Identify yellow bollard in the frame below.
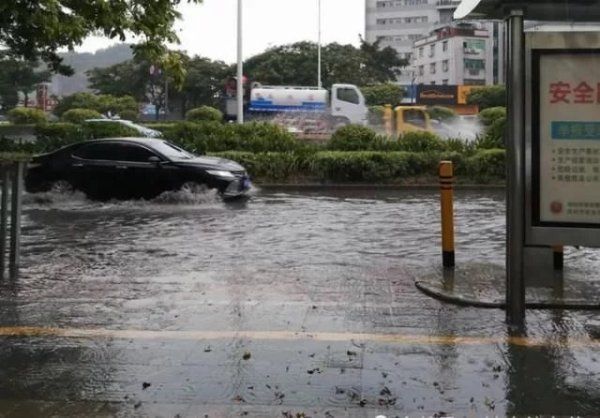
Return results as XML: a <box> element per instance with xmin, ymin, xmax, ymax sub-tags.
<box><xmin>439</xmin><ymin>161</ymin><xmax>455</xmax><ymax>268</ymax></box>
<box><xmin>552</xmin><ymin>245</ymin><xmax>564</xmax><ymax>270</ymax></box>
<box><xmin>383</xmin><ymin>104</ymin><xmax>393</xmax><ymax>136</ymax></box>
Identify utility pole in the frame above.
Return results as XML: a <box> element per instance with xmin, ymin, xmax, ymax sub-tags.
<box><xmin>317</xmin><ymin>0</ymin><xmax>322</xmax><ymax>89</ymax></box>
<box><xmin>237</xmin><ymin>0</ymin><xmax>244</xmax><ymax>124</ymax></box>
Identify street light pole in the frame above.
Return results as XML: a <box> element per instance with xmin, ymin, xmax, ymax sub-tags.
<box><xmin>237</xmin><ymin>0</ymin><xmax>244</xmax><ymax>124</ymax></box>
<box><xmin>317</xmin><ymin>0</ymin><xmax>322</xmax><ymax>89</ymax></box>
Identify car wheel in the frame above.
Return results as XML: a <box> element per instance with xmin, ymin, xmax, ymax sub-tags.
<box><xmin>49</xmin><ymin>180</ymin><xmax>74</xmax><ymax>193</ymax></box>
<box><xmin>180</xmin><ymin>181</ymin><xmax>208</xmax><ymax>194</ymax></box>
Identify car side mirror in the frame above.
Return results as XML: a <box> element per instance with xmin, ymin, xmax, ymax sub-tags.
<box><xmin>148</xmin><ymin>156</ymin><xmax>161</xmax><ymax>165</ymax></box>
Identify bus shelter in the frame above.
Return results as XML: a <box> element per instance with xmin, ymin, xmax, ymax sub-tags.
<box><xmin>455</xmin><ymin>0</ymin><xmax>600</xmax><ymax>326</ymax></box>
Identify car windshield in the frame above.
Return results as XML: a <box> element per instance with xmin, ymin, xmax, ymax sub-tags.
<box><xmin>152</xmin><ymin>141</ymin><xmax>195</xmax><ymax>160</ymax></box>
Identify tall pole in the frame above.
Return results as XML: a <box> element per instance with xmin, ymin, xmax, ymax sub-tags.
<box><xmin>237</xmin><ymin>0</ymin><xmax>244</xmax><ymax>124</ymax></box>
<box><xmin>505</xmin><ymin>9</ymin><xmax>526</xmax><ymax>328</ymax></box>
<box><xmin>317</xmin><ymin>0</ymin><xmax>322</xmax><ymax>89</ymax></box>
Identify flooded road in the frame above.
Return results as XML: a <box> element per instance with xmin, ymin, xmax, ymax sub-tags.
<box><xmin>0</xmin><ymin>188</ymin><xmax>599</xmax><ymax>416</ymax></box>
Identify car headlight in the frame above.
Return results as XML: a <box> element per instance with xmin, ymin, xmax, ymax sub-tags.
<box><xmin>206</xmin><ymin>170</ymin><xmax>236</xmax><ymax>179</ymax></box>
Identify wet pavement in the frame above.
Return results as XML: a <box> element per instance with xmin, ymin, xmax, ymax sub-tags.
<box><xmin>0</xmin><ymin>188</ymin><xmax>599</xmax><ymax>417</ymax></box>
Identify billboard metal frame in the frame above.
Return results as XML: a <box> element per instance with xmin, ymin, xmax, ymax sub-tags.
<box><xmin>525</xmin><ymin>32</ymin><xmax>600</xmax><ymax>247</ymax></box>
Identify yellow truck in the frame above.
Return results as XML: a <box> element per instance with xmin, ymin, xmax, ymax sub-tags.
<box><xmin>383</xmin><ymin>105</ymin><xmax>433</xmax><ymax>136</ymax></box>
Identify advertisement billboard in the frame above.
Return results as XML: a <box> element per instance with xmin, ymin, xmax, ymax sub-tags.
<box><xmin>533</xmin><ymin>50</ymin><xmax>600</xmax><ymax>227</ymax></box>
<box><xmin>416</xmin><ymin>85</ymin><xmax>458</xmax><ymax>106</ymax></box>
<box><xmin>526</xmin><ymin>32</ymin><xmax>600</xmax><ymax>246</ymax></box>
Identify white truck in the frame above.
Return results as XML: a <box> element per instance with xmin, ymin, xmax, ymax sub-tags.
<box><xmin>225</xmin><ymin>83</ymin><xmax>368</xmax><ymax>132</ymax></box>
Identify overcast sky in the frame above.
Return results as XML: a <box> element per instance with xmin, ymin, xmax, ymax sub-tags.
<box><xmin>79</xmin><ymin>0</ymin><xmax>365</xmax><ymax>63</ymax></box>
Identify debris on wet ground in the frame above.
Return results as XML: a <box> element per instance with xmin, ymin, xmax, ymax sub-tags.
<box><xmin>142</xmin><ymin>382</ymin><xmax>151</xmax><ymax>390</ymax></box>
<box><xmin>204</xmin><ymin>345</ymin><xmax>212</xmax><ymax>352</ymax></box>
<box><xmin>242</xmin><ymin>351</ymin><xmax>251</xmax><ymax>360</ymax></box>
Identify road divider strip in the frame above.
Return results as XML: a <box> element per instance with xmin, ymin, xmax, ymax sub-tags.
<box><xmin>0</xmin><ymin>326</ymin><xmax>598</xmax><ymax>348</ymax></box>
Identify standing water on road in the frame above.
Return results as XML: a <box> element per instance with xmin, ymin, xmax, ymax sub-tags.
<box><xmin>1</xmin><ymin>188</ymin><xmax>599</xmax><ymax>416</ymax></box>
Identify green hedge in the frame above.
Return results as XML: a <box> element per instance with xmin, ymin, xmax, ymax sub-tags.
<box><xmin>208</xmin><ymin>150</ymin><xmax>503</xmax><ymax>183</ymax></box>
<box><xmin>61</xmin><ymin>108</ymin><xmax>103</xmax><ymax>124</ymax></box>
<box><xmin>185</xmin><ymin>106</ymin><xmax>223</xmax><ymax>122</ymax></box>
<box><xmin>163</xmin><ymin>121</ymin><xmax>299</xmax><ymax>154</ymax></box>
<box><xmin>7</xmin><ymin>108</ymin><xmax>47</xmax><ymax>125</ymax></box>
<box><xmin>465</xmin><ymin>149</ymin><xmax>506</xmax><ymax>182</ymax></box>
<box><xmin>0</xmin><ymin>119</ymin><xmax>506</xmax><ymax>184</ymax></box>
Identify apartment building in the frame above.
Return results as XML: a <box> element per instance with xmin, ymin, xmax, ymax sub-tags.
<box><xmin>412</xmin><ymin>22</ymin><xmax>493</xmax><ymax>86</ymax></box>
<box><xmin>365</xmin><ymin>0</ymin><xmax>462</xmax><ymax>84</ymax></box>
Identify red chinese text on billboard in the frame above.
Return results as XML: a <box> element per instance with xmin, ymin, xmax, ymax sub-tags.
<box><xmin>549</xmin><ymin>81</ymin><xmax>600</xmax><ymax>104</ymax></box>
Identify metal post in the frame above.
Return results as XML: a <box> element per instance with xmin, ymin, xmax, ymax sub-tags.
<box><xmin>439</xmin><ymin>161</ymin><xmax>455</xmax><ymax>269</ymax></box>
<box><xmin>0</xmin><ymin>167</ymin><xmax>9</xmax><ymax>279</ymax></box>
<box><xmin>552</xmin><ymin>245</ymin><xmax>564</xmax><ymax>270</ymax></box>
<box><xmin>505</xmin><ymin>10</ymin><xmax>526</xmax><ymax>327</ymax></box>
<box><xmin>317</xmin><ymin>0</ymin><xmax>322</xmax><ymax>89</ymax></box>
<box><xmin>236</xmin><ymin>0</ymin><xmax>244</xmax><ymax>124</ymax></box>
<box><xmin>9</xmin><ymin>162</ymin><xmax>24</xmax><ymax>278</ymax></box>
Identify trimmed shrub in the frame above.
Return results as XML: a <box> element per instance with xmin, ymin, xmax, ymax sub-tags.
<box><xmin>427</xmin><ymin>106</ymin><xmax>457</xmax><ymax>121</ymax></box>
<box><xmin>7</xmin><ymin>108</ymin><xmax>47</xmax><ymax>125</ymax></box>
<box><xmin>119</xmin><ymin>110</ymin><xmax>139</xmax><ymax>122</ymax></box>
<box><xmin>82</xmin><ymin>121</ymin><xmax>139</xmax><ymax>139</ymax></box>
<box><xmin>478</xmin><ymin>106</ymin><xmax>506</xmax><ymax>126</ymax></box>
<box><xmin>397</xmin><ymin>131</ymin><xmax>447</xmax><ymax>153</ymax></box>
<box><xmin>35</xmin><ymin>123</ymin><xmax>84</xmax><ymax>152</ymax></box>
<box><xmin>465</xmin><ymin>149</ymin><xmax>506</xmax><ymax>182</ymax></box>
<box><xmin>163</xmin><ymin>121</ymin><xmax>299</xmax><ymax>154</ymax></box>
<box><xmin>186</xmin><ymin>106</ymin><xmax>223</xmax><ymax>122</ymax></box>
<box><xmin>234</xmin><ymin>122</ymin><xmax>299</xmax><ymax>153</ymax></box>
<box><xmin>54</xmin><ymin>93</ymin><xmax>138</xmax><ymax>117</ymax></box>
<box><xmin>328</xmin><ymin>125</ymin><xmax>380</xmax><ymax>151</ymax></box>
<box><xmin>309</xmin><ymin>151</ymin><xmax>435</xmax><ymax>182</ymax></box>
<box><xmin>467</xmin><ymin>85</ymin><xmax>506</xmax><ymax>110</ymax></box>
<box><xmin>163</xmin><ymin>121</ymin><xmax>238</xmax><ymax>154</ymax></box>
<box><xmin>61</xmin><ymin>108</ymin><xmax>103</xmax><ymax>124</ymax></box>
<box><xmin>445</xmin><ymin>138</ymin><xmax>475</xmax><ymax>156</ymax></box>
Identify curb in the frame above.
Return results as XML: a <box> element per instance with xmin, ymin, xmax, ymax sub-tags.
<box><xmin>415</xmin><ymin>280</ymin><xmax>600</xmax><ymax>311</ymax></box>
<box><xmin>258</xmin><ymin>184</ymin><xmax>506</xmax><ymax>191</ymax></box>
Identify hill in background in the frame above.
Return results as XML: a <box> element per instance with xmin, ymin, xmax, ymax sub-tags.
<box><xmin>50</xmin><ymin>44</ymin><xmax>133</xmax><ymax>97</ymax></box>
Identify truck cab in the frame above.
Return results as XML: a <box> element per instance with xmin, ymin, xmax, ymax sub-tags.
<box><xmin>331</xmin><ymin>84</ymin><xmax>368</xmax><ymax>126</ymax></box>
<box><xmin>394</xmin><ymin>106</ymin><xmax>432</xmax><ymax>134</ymax></box>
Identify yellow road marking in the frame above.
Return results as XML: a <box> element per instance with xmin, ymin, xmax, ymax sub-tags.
<box><xmin>0</xmin><ymin>326</ymin><xmax>598</xmax><ymax>348</ymax></box>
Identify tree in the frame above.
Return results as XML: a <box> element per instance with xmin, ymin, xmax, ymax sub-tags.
<box><xmin>180</xmin><ymin>57</ymin><xmax>229</xmax><ymax>112</ymax></box>
<box><xmin>361</xmin><ymin>83</ymin><xmax>405</xmax><ymax>106</ymax></box>
<box><xmin>0</xmin><ymin>0</ymin><xmax>201</xmax><ymax>75</ymax></box>
<box><xmin>88</xmin><ymin>53</ymin><xmax>228</xmax><ymax>118</ymax></box>
<box><xmin>243</xmin><ymin>40</ymin><xmax>407</xmax><ymax>88</ymax></box>
<box><xmin>88</xmin><ymin>53</ymin><xmax>183</xmax><ymax>120</ymax></box>
<box><xmin>53</xmin><ymin>92</ymin><xmax>137</xmax><ymax>117</ymax></box>
<box><xmin>0</xmin><ymin>55</ymin><xmax>50</xmax><ymax>109</ymax></box>
<box><xmin>467</xmin><ymin>85</ymin><xmax>506</xmax><ymax>110</ymax></box>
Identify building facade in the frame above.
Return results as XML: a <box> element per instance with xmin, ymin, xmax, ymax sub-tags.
<box><xmin>412</xmin><ymin>23</ymin><xmax>494</xmax><ymax>86</ymax></box>
<box><xmin>365</xmin><ymin>0</ymin><xmax>462</xmax><ymax>84</ymax></box>
<box><xmin>365</xmin><ymin>0</ymin><xmax>505</xmax><ymax>86</ymax></box>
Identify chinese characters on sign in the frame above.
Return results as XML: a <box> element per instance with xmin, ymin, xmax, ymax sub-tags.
<box><xmin>539</xmin><ymin>53</ymin><xmax>600</xmax><ymax>225</ymax></box>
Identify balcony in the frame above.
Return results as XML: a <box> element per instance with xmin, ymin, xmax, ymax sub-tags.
<box><xmin>436</xmin><ymin>0</ymin><xmax>461</xmax><ymax>9</ymax></box>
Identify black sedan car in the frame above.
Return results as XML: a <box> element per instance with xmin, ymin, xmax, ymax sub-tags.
<box><xmin>25</xmin><ymin>137</ymin><xmax>252</xmax><ymax>200</ymax></box>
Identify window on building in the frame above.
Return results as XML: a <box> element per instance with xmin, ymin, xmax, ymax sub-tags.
<box><xmin>419</xmin><ymin>47</ymin><xmax>424</xmax><ymax>58</ymax></box>
<box><xmin>418</xmin><ymin>65</ymin><xmax>424</xmax><ymax>76</ymax></box>
<box><xmin>464</xmin><ymin>59</ymin><xmax>485</xmax><ymax>71</ymax></box>
<box><xmin>442</xmin><ymin>41</ymin><xmax>448</xmax><ymax>52</ymax></box>
<box><xmin>442</xmin><ymin>79</ymin><xmax>449</xmax><ymax>85</ymax></box>
<box><xmin>442</xmin><ymin>60</ymin><xmax>449</xmax><ymax>72</ymax></box>
<box><xmin>430</xmin><ymin>63</ymin><xmax>436</xmax><ymax>74</ymax></box>
<box><xmin>429</xmin><ymin>44</ymin><xmax>435</xmax><ymax>57</ymax></box>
